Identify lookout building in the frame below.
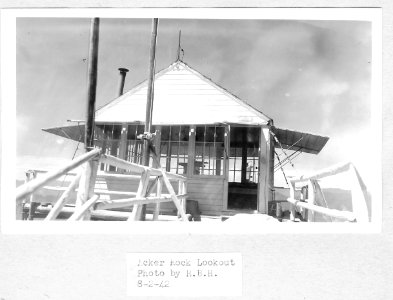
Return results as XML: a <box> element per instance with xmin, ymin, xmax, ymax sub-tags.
<box><xmin>44</xmin><ymin>60</ymin><xmax>329</xmax><ymax>216</ymax></box>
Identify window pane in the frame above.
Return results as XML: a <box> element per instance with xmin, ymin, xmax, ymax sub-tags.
<box><xmin>216</xmin><ymin>126</ymin><xmax>225</xmax><ymax>142</ymax></box>
<box><xmin>161</xmin><ymin>126</ymin><xmax>170</xmax><ymax>141</ymax></box>
<box><xmin>206</xmin><ymin>126</ymin><xmax>215</xmax><ymax>142</ymax></box>
<box><xmin>137</xmin><ymin>125</ymin><xmax>144</xmax><ymax>135</ymax></box>
<box><xmin>179</xmin><ymin>142</ymin><xmax>188</xmax><ymax>155</ymax></box>
<box><xmin>180</xmin><ymin>126</ymin><xmax>190</xmax><ymax>141</ymax></box>
<box><xmin>171</xmin><ymin>126</ymin><xmax>180</xmax><ymax>141</ymax></box>
<box><xmin>127</xmin><ymin>125</ymin><xmax>137</xmax><ymax>139</ymax></box>
<box><xmin>104</xmin><ymin>124</ymin><xmax>113</xmax><ymax>139</ymax></box>
<box><xmin>112</xmin><ymin>125</ymin><xmax>122</xmax><ymax>139</ymax></box>
<box><xmin>193</xmin><ymin>126</ymin><xmax>226</xmax><ymax>176</ymax></box>
<box><xmin>195</xmin><ymin>126</ymin><xmax>205</xmax><ymax>142</ymax></box>
<box><xmin>160</xmin><ymin>142</ymin><xmax>168</xmax><ymax>155</ymax></box>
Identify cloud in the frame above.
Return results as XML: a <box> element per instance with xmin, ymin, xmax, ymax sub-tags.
<box><xmin>319</xmin><ymin>80</ymin><xmax>349</xmax><ymax>97</ymax></box>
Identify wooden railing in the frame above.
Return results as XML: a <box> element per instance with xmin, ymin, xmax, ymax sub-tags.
<box><xmin>16</xmin><ymin>148</ymin><xmax>189</xmax><ymax>222</ymax></box>
<box><xmin>287</xmin><ymin>162</ymin><xmax>369</xmax><ymax>223</ymax></box>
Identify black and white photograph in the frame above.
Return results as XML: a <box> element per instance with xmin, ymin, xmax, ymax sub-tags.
<box><xmin>0</xmin><ymin>5</ymin><xmax>391</xmax><ymax>300</ymax></box>
<box><xmin>8</xmin><ymin>9</ymin><xmax>380</xmax><ymax>228</ymax></box>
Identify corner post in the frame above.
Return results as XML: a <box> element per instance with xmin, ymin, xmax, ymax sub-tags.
<box><xmin>258</xmin><ymin>124</ymin><xmax>274</xmax><ymax>214</ymax></box>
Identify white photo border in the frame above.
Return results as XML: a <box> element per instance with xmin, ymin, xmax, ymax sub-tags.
<box><xmin>0</xmin><ymin>7</ymin><xmax>382</xmax><ymax>234</ymax></box>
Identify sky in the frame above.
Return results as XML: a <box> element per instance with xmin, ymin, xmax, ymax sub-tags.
<box><xmin>15</xmin><ymin>17</ymin><xmax>373</xmax><ymax>188</ymax></box>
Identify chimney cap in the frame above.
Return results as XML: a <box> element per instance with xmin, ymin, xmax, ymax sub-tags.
<box><xmin>118</xmin><ymin>67</ymin><xmax>129</xmax><ymax>73</ymax></box>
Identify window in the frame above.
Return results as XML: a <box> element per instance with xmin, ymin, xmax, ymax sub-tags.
<box><xmin>126</xmin><ymin>124</ymin><xmax>145</xmax><ymax>165</ymax></box>
<box><xmin>95</xmin><ymin>123</ymin><xmax>122</xmax><ymax>171</ymax></box>
<box><xmin>194</xmin><ymin>126</ymin><xmax>225</xmax><ymax>176</ymax></box>
<box><xmin>95</xmin><ymin>123</ymin><xmax>155</xmax><ymax>171</ymax></box>
<box><xmin>159</xmin><ymin>126</ymin><xmax>190</xmax><ymax>174</ymax></box>
<box><xmin>228</xmin><ymin>127</ymin><xmax>260</xmax><ymax>183</ymax></box>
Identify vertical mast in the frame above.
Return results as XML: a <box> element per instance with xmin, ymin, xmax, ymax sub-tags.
<box><xmin>142</xmin><ymin>18</ymin><xmax>159</xmax><ymax>167</ymax></box>
<box><xmin>85</xmin><ymin>18</ymin><xmax>100</xmax><ymax>151</ymax></box>
<box><xmin>176</xmin><ymin>30</ymin><xmax>181</xmax><ymax>61</ymax></box>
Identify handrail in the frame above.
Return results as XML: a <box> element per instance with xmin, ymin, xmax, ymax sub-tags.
<box><xmin>287</xmin><ymin>198</ymin><xmax>356</xmax><ymax>221</ymax></box>
<box><xmin>287</xmin><ymin>162</ymin><xmax>369</xmax><ymax>223</ymax></box>
<box><xmin>17</xmin><ymin>147</ymin><xmax>189</xmax><ymax>222</ymax></box>
<box><xmin>16</xmin><ymin>148</ymin><xmax>101</xmax><ymax>202</ymax></box>
<box><xmin>290</xmin><ymin>161</ymin><xmax>352</xmax><ymax>183</ymax></box>
<box><xmin>100</xmin><ymin>154</ymin><xmax>187</xmax><ymax>181</ymax></box>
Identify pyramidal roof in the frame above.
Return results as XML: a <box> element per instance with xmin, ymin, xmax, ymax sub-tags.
<box><xmin>95</xmin><ymin>61</ymin><xmax>271</xmax><ymax>125</ymax></box>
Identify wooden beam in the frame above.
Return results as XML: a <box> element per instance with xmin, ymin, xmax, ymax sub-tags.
<box><xmin>349</xmin><ymin>165</ymin><xmax>369</xmax><ymax>222</ymax></box>
<box><xmin>153</xmin><ymin>176</ymin><xmax>163</xmax><ymax>220</ymax></box>
<box><xmin>16</xmin><ymin>148</ymin><xmax>101</xmax><ymax>201</ymax></box>
<box><xmin>96</xmin><ymin>195</ymin><xmax>174</xmax><ymax>210</ymax></box>
<box><xmin>75</xmin><ymin>158</ymin><xmax>99</xmax><ymax>220</ymax></box>
<box><xmin>128</xmin><ymin>170</ymin><xmax>151</xmax><ymax>221</ymax></box>
<box><xmin>100</xmin><ymin>154</ymin><xmax>159</xmax><ymax>175</ymax></box>
<box><xmin>307</xmin><ymin>180</ymin><xmax>315</xmax><ymax>222</ymax></box>
<box><xmin>24</xmin><ymin>204</ymin><xmax>130</xmax><ymax>221</ymax></box>
<box><xmin>291</xmin><ymin>162</ymin><xmax>352</xmax><ymax>183</ymax></box>
<box><xmin>257</xmin><ymin>126</ymin><xmax>274</xmax><ymax>214</ymax></box>
<box><xmin>45</xmin><ymin>172</ymin><xmax>82</xmax><ymax>221</ymax></box>
<box><xmin>100</xmin><ymin>154</ymin><xmax>187</xmax><ymax>181</ymax></box>
<box><xmin>149</xmin><ymin>143</ymin><xmax>189</xmax><ymax>222</ymax></box>
<box><xmin>241</xmin><ymin>128</ymin><xmax>248</xmax><ymax>183</ymax></box>
<box><xmin>69</xmin><ymin>194</ymin><xmax>100</xmax><ymax>221</ymax></box>
<box><xmin>287</xmin><ymin>197</ymin><xmax>356</xmax><ymax>222</ymax></box>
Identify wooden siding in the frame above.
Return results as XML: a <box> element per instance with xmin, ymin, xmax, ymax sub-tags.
<box><xmin>94</xmin><ymin>175</ymin><xmax>225</xmax><ymax>216</ymax></box>
<box><xmin>187</xmin><ymin>177</ymin><xmax>225</xmax><ymax>215</ymax></box>
<box><xmin>95</xmin><ymin>61</ymin><xmax>269</xmax><ymax>125</ymax></box>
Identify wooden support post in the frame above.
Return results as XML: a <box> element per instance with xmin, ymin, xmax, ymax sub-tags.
<box><xmin>241</xmin><ymin>128</ymin><xmax>248</xmax><ymax>184</ymax></box>
<box><xmin>76</xmin><ymin>158</ymin><xmax>99</xmax><ymax>220</ymax></box>
<box><xmin>119</xmin><ymin>124</ymin><xmax>128</xmax><ymax>161</ymax></box>
<box><xmin>182</xmin><ymin>180</ymin><xmax>187</xmax><ymax>215</ymax></box>
<box><xmin>117</xmin><ymin>69</ymin><xmax>129</xmax><ymax>163</ymax></box>
<box><xmin>258</xmin><ymin>126</ymin><xmax>274</xmax><ymax>214</ymax></box>
<box><xmin>187</xmin><ymin>126</ymin><xmax>196</xmax><ymax>177</ymax></box>
<box><xmin>45</xmin><ymin>173</ymin><xmax>82</xmax><ymax>221</ymax></box>
<box><xmin>289</xmin><ymin>182</ymin><xmax>296</xmax><ymax>221</ymax></box>
<box><xmin>307</xmin><ymin>180</ymin><xmax>315</xmax><ymax>222</ymax></box>
<box><xmin>128</xmin><ymin>170</ymin><xmax>151</xmax><ymax>221</ymax></box>
<box><xmin>153</xmin><ymin>126</ymin><xmax>162</xmax><ymax>168</ymax></box>
<box><xmin>349</xmin><ymin>165</ymin><xmax>369</xmax><ymax>222</ymax></box>
<box><xmin>25</xmin><ymin>170</ymin><xmax>38</xmax><ymax>220</ymax></box>
<box><xmin>177</xmin><ymin>180</ymin><xmax>184</xmax><ymax>217</ymax></box>
<box><xmin>223</xmin><ymin>125</ymin><xmax>230</xmax><ymax>211</ymax></box>
<box><xmin>160</xmin><ymin>171</ymin><xmax>188</xmax><ymax>222</ymax></box>
<box><xmin>153</xmin><ymin>176</ymin><xmax>163</xmax><ymax>221</ymax></box>
<box><xmin>16</xmin><ymin>199</ymin><xmax>24</xmax><ymax>220</ymax></box>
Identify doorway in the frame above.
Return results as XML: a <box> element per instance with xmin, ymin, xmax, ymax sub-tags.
<box><xmin>227</xmin><ymin>126</ymin><xmax>260</xmax><ymax>210</ymax></box>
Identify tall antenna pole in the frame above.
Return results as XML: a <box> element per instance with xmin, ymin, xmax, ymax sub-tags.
<box><xmin>76</xmin><ymin>17</ymin><xmax>100</xmax><ymax>220</ymax></box>
<box><xmin>176</xmin><ymin>30</ymin><xmax>181</xmax><ymax>61</ymax></box>
<box><xmin>142</xmin><ymin>18</ymin><xmax>158</xmax><ymax>167</ymax></box>
<box><xmin>85</xmin><ymin>18</ymin><xmax>100</xmax><ymax>151</ymax></box>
